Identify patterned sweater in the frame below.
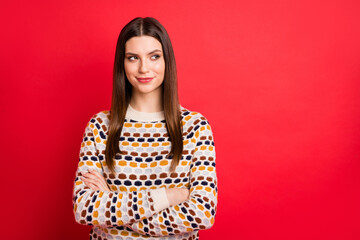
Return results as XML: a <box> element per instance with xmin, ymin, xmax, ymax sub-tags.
<box><xmin>72</xmin><ymin>104</ymin><xmax>218</xmax><ymax>240</ymax></box>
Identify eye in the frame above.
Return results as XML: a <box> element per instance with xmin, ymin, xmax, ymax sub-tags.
<box><xmin>151</xmin><ymin>54</ymin><xmax>161</xmax><ymax>60</ymax></box>
<box><xmin>127</xmin><ymin>56</ymin><xmax>137</xmax><ymax>61</ymax></box>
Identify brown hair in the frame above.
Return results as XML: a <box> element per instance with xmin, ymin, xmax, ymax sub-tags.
<box><xmin>105</xmin><ymin>17</ymin><xmax>183</xmax><ymax>173</ymax></box>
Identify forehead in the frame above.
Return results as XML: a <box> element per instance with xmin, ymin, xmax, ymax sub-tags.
<box><xmin>125</xmin><ymin>36</ymin><xmax>162</xmax><ymax>52</ymax></box>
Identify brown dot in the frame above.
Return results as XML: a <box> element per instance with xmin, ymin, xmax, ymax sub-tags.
<box><xmin>105</xmin><ymin>211</ymin><xmax>110</xmax><ymax>218</ymax></box>
<box><xmin>128</xmin><ymin>210</ymin><xmax>133</xmax><ymax>216</ymax></box>
<box><xmin>119</xmin><ymin>173</ymin><xmax>126</xmax><ymax>179</ymax></box>
<box><xmin>170</xmin><ymin>172</ymin><xmax>178</xmax><ymax>178</ymax></box>
<box><xmin>169</xmin><ymin>216</ymin><xmax>174</xmax><ymax>221</ymax></box>
<box><xmin>129</xmin><ymin>174</ymin><xmax>137</xmax><ymax>180</ymax></box>
<box><xmin>81</xmin><ymin>210</ymin><xmax>86</xmax><ymax>217</ymax></box>
<box><xmin>195</xmin><ymin>218</ymin><xmax>202</xmax><ymax>223</ymax></box>
<box><xmin>199</xmin><ymin>225</ymin><xmax>206</xmax><ymax>229</ymax></box>
<box><xmin>130</xmin><ymin>152</ymin><xmax>138</xmax><ymax>156</ymax></box>
<box><xmin>140</xmin><ymin>175</ymin><xmax>147</xmax><ymax>180</ymax></box>
<box><xmin>85</xmin><ymin>200</ymin><xmax>90</xmax><ymax>207</ymax></box>
<box><xmin>106</xmin><ymin>201</ymin><xmax>111</xmax><ymax>208</ymax></box>
<box><xmin>203</xmin><ymin>197</ymin><xmax>209</xmax><ymax>202</ymax></box>
<box><xmin>189</xmin><ymin>210</ymin><xmax>195</xmax><ymax>216</ymax></box>
<box><xmin>80</xmin><ymin>219</ymin><xmax>86</xmax><ymax>224</ymax></box>
<box><xmin>150</xmin><ymin>174</ymin><xmax>157</xmax><ymax>180</ymax></box>
<box><xmin>109</xmin><ymin>173</ymin><xmax>115</xmax><ymax>179</ymax></box>
<box><xmin>140</xmin><ymin>152</ymin><xmax>148</xmax><ymax>157</ymax></box>
<box><xmin>183</xmin><ymin>202</ymin><xmax>189</xmax><ymax>207</ymax></box>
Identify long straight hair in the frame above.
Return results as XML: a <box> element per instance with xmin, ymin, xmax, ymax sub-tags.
<box><xmin>105</xmin><ymin>17</ymin><xmax>183</xmax><ymax>173</ymax></box>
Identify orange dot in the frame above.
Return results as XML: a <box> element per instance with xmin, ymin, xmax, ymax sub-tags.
<box><xmin>86</xmin><ymin>161</ymin><xmax>93</xmax><ymax>166</ymax></box>
<box><xmin>135</xmin><ymin>123</ymin><xmax>142</xmax><ymax>128</ymax></box>
<box><xmin>160</xmin><ymin>160</ymin><xmax>168</xmax><ymax>166</ymax></box>
<box><xmin>116</xmin><ymin>210</ymin><xmax>122</xmax><ymax>218</ymax></box>
<box><xmin>118</xmin><ymin>160</ymin><xmax>126</xmax><ymax>166</ymax></box>
<box><xmin>120</xmin><ymin>231</ymin><xmax>129</xmax><ymax>236</ymax></box>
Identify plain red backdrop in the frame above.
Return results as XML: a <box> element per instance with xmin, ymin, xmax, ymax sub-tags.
<box><xmin>1</xmin><ymin>0</ymin><xmax>359</xmax><ymax>239</ymax></box>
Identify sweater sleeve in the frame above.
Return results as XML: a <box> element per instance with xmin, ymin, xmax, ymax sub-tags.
<box><xmin>72</xmin><ymin>114</ymin><xmax>170</xmax><ymax>227</ymax></box>
<box><xmin>129</xmin><ymin>116</ymin><xmax>218</xmax><ymax>236</ymax></box>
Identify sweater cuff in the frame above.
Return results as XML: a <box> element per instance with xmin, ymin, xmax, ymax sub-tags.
<box><xmin>149</xmin><ymin>188</ymin><xmax>170</xmax><ymax>212</ymax></box>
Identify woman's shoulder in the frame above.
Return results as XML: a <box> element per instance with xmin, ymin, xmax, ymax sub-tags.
<box><xmin>180</xmin><ymin>105</ymin><xmax>211</xmax><ymax>125</ymax></box>
<box><xmin>87</xmin><ymin>110</ymin><xmax>111</xmax><ymax>124</ymax></box>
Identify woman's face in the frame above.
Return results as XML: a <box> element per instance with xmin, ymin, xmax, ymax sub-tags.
<box><xmin>124</xmin><ymin>35</ymin><xmax>165</xmax><ymax>96</ymax></box>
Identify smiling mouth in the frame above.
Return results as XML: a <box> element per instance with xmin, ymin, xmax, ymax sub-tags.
<box><xmin>136</xmin><ymin>77</ymin><xmax>153</xmax><ymax>83</ymax></box>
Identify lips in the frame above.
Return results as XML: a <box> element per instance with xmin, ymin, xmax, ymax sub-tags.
<box><xmin>136</xmin><ymin>77</ymin><xmax>153</xmax><ymax>83</ymax></box>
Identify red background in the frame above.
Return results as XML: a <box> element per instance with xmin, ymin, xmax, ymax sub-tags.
<box><xmin>1</xmin><ymin>0</ymin><xmax>359</xmax><ymax>239</ymax></box>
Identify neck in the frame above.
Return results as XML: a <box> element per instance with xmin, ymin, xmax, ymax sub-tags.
<box><xmin>130</xmin><ymin>87</ymin><xmax>163</xmax><ymax>112</ymax></box>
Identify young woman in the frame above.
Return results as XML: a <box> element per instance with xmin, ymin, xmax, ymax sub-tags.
<box><xmin>72</xmin><ymin>17</ymin><xmax>218</xmax><ymax>240</ymax></box>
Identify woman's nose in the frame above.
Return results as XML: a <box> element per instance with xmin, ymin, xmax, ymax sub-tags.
<box><xmin>139</xmin><ymin>59</ymin><xmax>149</xmax><ymax>73</ymax></box>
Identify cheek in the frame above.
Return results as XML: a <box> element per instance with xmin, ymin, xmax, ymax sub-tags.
<box><xmin>153</xmin><ymin>61</ymin><xmax>165</xmax><ymax>74</ymax></box>
<box><xmin>124</xmin><ymin>63</ymin><xmax>136</xmax><ymax>76</ymax></box>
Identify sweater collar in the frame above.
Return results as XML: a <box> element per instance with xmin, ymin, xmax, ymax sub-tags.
<box><xmin>125</xmin><ymin>104</ymin><xmax>165</xmax><ymax>122</ymax></box>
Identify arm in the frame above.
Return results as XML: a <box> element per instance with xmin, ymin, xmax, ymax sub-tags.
<box><xmin>72</xmin><ymin>114</ymin><xmax>170</xmax><ymax>227</ymax></box>
<box><xmin>129</xmin><ymin>116</ymin><xmax>218</xmax><ymax>236</ymax></box>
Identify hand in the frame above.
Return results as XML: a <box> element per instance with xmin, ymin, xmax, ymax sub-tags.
<box><xmin>165</xmin><ymin>188</ymin><xmax>190</xmax><ymax>206</ymax></box>
<box><xmin>80</xmin><ymin>169</ymin><xmax>111</xmax><ymax>192</ymax></box>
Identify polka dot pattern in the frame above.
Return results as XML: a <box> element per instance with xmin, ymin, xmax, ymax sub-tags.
<box><xmin>73</xmin><ymin>106</ymin><xmax>217</xmax><ymax>239</ymax></box>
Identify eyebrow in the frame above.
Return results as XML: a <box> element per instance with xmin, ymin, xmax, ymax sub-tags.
<box><xmin>125</xmin><ymin>49</ymin><xmax>162</xmax><ymax>55</ymax></box>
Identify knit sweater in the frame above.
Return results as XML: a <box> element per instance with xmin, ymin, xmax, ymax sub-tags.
<box><xmin>72</xmin><ymin>104</ymin><xmax>218</xmax><ymax>240</ymax></box>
